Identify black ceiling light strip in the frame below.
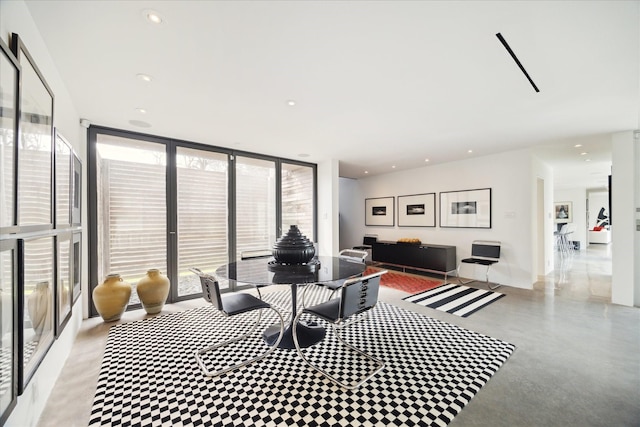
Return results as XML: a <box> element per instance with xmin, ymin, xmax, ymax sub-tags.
<box><xmin>496</xmin><ymin>32</ymin><xmax>540</xmax><ymax>93</ymax></box>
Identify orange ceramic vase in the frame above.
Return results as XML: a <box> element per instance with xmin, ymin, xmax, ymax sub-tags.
<box><xmin>136</xmin><ymin>269</ymin><xmax>170</xmax><ymax>314</ymax></box>
<box><xmin>93</xmin><ymin>274</ymin><xmax>131</xmax><ymax>322</ymax></box>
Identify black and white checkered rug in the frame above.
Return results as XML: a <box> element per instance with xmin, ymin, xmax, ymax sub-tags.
<box><xmin>89</xmin><ymin>289</ymin><xmax>515</xmax><ymax>426</ymax></box>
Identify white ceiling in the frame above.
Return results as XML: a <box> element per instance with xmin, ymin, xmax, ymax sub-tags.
<box><xmin>24</xmin><ymin>1</ymin><xmax>639</xmax><ymax>188</ymax></box>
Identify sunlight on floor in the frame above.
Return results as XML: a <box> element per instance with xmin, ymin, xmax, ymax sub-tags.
<box><xmin>534</xmin><ymin>244</ymin><xmax>612</xmax><ymax>302</ymax></box>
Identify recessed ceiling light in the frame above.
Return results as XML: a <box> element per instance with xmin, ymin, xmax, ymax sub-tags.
<box><xmin>364</xmin><ymin>171</ymin><xmax>369</xmax><ymax>174</ymax></box>
<box><xmin>585</xmin><ymin>158</ymin><xmax>591</xmax><ymax>162</ymax></box>
<box><xmin>467</xmin><ymin>150</ymin><xmax>473</xmax><ymax>154</ymax></box>
<box><xmin>298</xmin><ymin>153</ymin><xmax>309</xmax><ymax>158</ymax></box>
<box><xmin>143</xmin><ymin>10</ymin><xmax>164</xmax><ymax>24</ymax></box>
<box><xmin>135</xmin><ymin>108</ymin><xmax>147</xmax><ymax>114</ymax></box>
<box><xmin>286</xmin><ymin>100</ymin><xmax>296</xmax><ymax>106</ymax></box>
<box><xmin>580</xmin><ymin>152</ymin><xmax>588</xmax><ymax>155</ymax></box>
<box><xmin>392</xmin><ymin>165</ymin><xmax>396</xmax><ymax>169</ymax></box>
<box><xmin>574</xmin><ymin>144</ymin><xmax>582</xmax><ymax>148</ymax></box>
<box><xmin>425</xmin><ymin>158</ymin><xmax>430</xmax><ymax>162</ymax></box>
<box><xmin>129</xmin><ymin>119</ymin><xmax>151</xmax><ymax>128</ymax></box>
<box><xmin>136</xmin><ymin>73</ymin><xmax>152</xmax><ymax>82</ymax></box>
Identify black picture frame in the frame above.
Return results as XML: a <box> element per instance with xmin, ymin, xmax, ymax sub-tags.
<box><xmin>0</xmin><ymin>239</ymin><xmax>19</xmax><ymax>425</ymax></box>
<box><xmin>11</xmin><ymin>33</ymin><xmax>54</xmax><ymax>232</ymax></box>
<box><xmin>71</xmin><ymin>151</ymin><xmax>81</xmax><ymax>226</ymax></box>
<box><xmin>54</xmin><ymin>130</ymin><xmax>72</xmax><ymax>228</ymax></box>
<box><xmin>17</xmin><ymin>236</ymin><xmax>55</xmax><ymax>394</ymax></box>
<box><xmin>0</xmin><ymin>38</ymin><xmax>20</xmax><ymax>234</ymax></box>
<box><xmin>365</xmin><ymin>197</ymin><xmax>395</xmax><ymax>226</ymax></box>
<box><xmin>398</xmin><ymin>193</ymin><xmax>436</xmax><ymax>227</ymax></box>
<box><xmin>439</xmin><ymin>188</ymin><xmax>492</xmax><ymax>228</ymax></box>
<box><xmin>554</xmin><ymin>201</ymin><xmax>572</xmax><ymax>223</ymax></box>
<box><xmin>55</xmin><ymin>233</ymin><xmax>73</xmax><ymax>336</ymax></box>
<box><xmin>72</xmin><ymin>232</ymin><xmax>81</xmax><ymax>303</ymax></box>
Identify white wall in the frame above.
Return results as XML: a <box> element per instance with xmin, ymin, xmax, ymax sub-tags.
<box><xmin>554</xmin><ymin>188</ymin><xmax>587</xmax><ymax>250</ymax></box>
<box><xmin>532</xmin><ymin>156</ymin><xmax>554</xmax><ymax>276</ymax></box>
<box><xmin>340</xmin><ymin>148</ymin><xmax>539</xmax><ymax>289</ymax></box>
<box><xmin>317</xmin><ymin>158</ymin><xmax>340</xmax><ymax>256</ymax></box>
<box><xmin>1</xmin><ymin>1</ymin><xmax>85</xmax><ymax>425</ymax></box>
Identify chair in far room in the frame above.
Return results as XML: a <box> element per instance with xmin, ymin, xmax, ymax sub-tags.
<box><xmin>352</xmin><ymin>234</ymin><xmax>377</xmax><ymax>262</ymax></box>
<box><xmin>457</xmin><ymin>240</ymin><xmax>502</xmax><ymax>290</ymax></box>
<box><xmin>337</xmin><ymin>248</ymin><xmax>369</xmax><ymax>262</ymax></box>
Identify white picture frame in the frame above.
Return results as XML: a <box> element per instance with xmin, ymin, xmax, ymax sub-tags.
<box><xmin>440</xmin><ymin>188</ymin><xmax>492</xmax><ymax>228</ymax></box>
<box><xmin>365</xmin><ymin>197</ymin><xmax>395</xmax><ymax>226</ymax></box>
<box><xmin>554</xmin><ymin>201</ymin><xmax>572</xmax><ymax>223</ymax></box>
<box><xmin>398</xmin><ymin>193</ymin><xmax>436</xmax><ymax>227</ymax></box>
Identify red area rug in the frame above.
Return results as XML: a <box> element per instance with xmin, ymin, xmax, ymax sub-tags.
<box><xmin>364</xmin><ymin>266</ymin><xmax>443</xmax><ymax>294</ymax></box>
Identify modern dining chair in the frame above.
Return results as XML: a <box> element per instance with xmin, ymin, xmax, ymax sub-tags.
<box><xmin>352</xmin><ymin>234</ymin><xmax>377</xmax><ymax>262</ymax></box>
<box><xmin>301</xmin><ymin>248</ymin><xmax>368</xmax><ymax>308</ymax></box>
<box><xmin>456</xmin><ymin>240</ymin><xmax>501</xmax><ymax>290</ymax></box>
<box><xmin>189</xmin><ymin>268</ymin><xmax>284</xmax><ymax>377</ymax></box>
<box><xmin>352</xmin><ymin>234</ymin><xmax>377</xmax><ymax>251</ymax></box>
<box><xmin>293</xmin><ymin>270</ymin><xmax>387</xmax><ymax>390</ymax></box>
<box><xmin>238</xmin><ymin>250</ymin><xmax>273</xmax><ymax>299</ymax></box>
<box><xmin>338</xmin><ymin>248</ymin><xmax>369</xmax><ymax>262</ymax></box>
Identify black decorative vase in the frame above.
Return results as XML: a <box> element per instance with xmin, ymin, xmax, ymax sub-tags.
<box><xmin>272</xmin><ymin>225</ymin><xmax>315</xmax><ymax>264</ymax></box>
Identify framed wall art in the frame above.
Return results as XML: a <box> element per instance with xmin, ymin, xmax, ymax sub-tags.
<box><xmin>55</xmin><ymin>233</ymin><xmax>73</xmax><ymax>336</ymax></box>
<box><xmin>0</xmin><ymin>38</ymin><xmax>20</xmax><ymax>234</ymax></box>
<box><xmin>11</xmin><ymin>33</ymin><xmax>54</xmax><ymax>231</ymax></box>
<box><xmin>18</xmin><ymin>235</ymin><xmax>55</xmax><ymax>394</ymax></box>
<box><xmin>54</xmin><ymin>130</ymin><xmax>72</xmax><ymax>228</ymax></box>
<box><xmin>0</xmin><ymin>239</ymin><xmax>19</xmax><ymax>424</ymax></box>
<box><xmin>71</xmin><ymin>151</ymin><xmax>81</xmax><ymax>226</ymax></box>
<box><xmin>365</xmin><ymin>197</ymin><xmax>395</xmax><ymax>226</ymax></box>
<box><xmin>398</xmin><ymin>193</ymin><xmax>436</xmax><ymax>227</ymax></box>
<box><xmin>440</xmin><ymin>188</ymin><xmax>492</xmax><ymax>228</ymax></box>
<box><xmin>554</xmin><ymin>201</ymin><xmax>572</xmax><ymax>223</ymax></box>
<box><xmin>72</xmin><ymin>232</ymin><xmax>81</xmax><ymax>303</ymax></box>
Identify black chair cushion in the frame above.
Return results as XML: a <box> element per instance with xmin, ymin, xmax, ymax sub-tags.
<box><xmin>221</xmin><ymin>293</ymin><xmax>271</xmax><ymax>316</ymax></box>
<box><xmin>461</xmin><ymin>257</ymin><xmax>498</xmax><ymax>266</ymax></box>
<box><xmin>304</xmin><ymin>299</ymin><xmax>341</xmax><ymax>323</ymax></box>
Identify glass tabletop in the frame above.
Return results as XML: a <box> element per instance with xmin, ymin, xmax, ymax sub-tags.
<box><xmin>215</xmin><ymin>256</ymin><xmax>366</xmax><ymax>286</ymax></box>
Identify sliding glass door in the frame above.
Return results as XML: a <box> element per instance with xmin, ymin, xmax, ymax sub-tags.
<box><xmin>94</xmin><ymin>134</ymin><xmax>167</xmax><ymax>306</ymax></box>
<box><xmin>281</xmin><ymin>162</ymin><xmax>315</xmax><ymax>242</ymax></box>
<box><xmin>235</xmin><ymin>156</ymin><xmax>277</xmax><ymax>260</ymax></box>
<box><xmin>89</xmin><ymin>127</ymin><xmax>316</xmax><ymax>315</ymax></box>
<box><xmin>176</xmin><ymin>147</ymin><xmax>228</xmax><ymax>297</ymax></box>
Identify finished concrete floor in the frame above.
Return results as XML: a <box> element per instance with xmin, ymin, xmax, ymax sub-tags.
<box><xmin>37</xmin><ymin>245</ymin><xmax>639</xmax><ymax>427</ymax></box>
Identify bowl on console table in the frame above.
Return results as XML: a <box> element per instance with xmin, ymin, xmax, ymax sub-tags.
<box><xmin>397</xmin><ymin>238</ymin><xmax>422</xmax><ymax>245</ymax></box>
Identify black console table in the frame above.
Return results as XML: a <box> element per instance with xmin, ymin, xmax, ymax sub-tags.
<box><xmin>372</xmin><ymin>241</ymin><xmax>457</xmax><ymax>280</ymax></box>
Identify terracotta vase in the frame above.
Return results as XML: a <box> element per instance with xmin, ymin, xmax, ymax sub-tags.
<box><xmin>93</xmin><ymin>274</ymin><xmax>131</xmax><ymax>322</ymax></box>
<box><xmin>136</xmin><ymin>269</ymin><xmax>170</xmax><ymax>314</ymax></box>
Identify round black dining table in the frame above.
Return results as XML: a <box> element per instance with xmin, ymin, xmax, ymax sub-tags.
<box><xmin>215</xmin><ymin>256</ymin><xmax>366</xmax><ymax>349</ymax></box>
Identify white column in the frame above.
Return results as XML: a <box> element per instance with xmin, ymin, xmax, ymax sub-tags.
<box><xmin>317</xmin><ymin>159</ymin><xmax>340</xmax><ymax>256</ymax></box>
<box><xmin>611</xmin><ymin>131</ymin><xmax>639</xmax><ymax>306</ymax></box>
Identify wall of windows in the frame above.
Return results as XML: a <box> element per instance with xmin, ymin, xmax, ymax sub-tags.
<box><xmin>88</xmin><ymin>127</ymin><xmax>316</xmax><ymax>315</ymax></box>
